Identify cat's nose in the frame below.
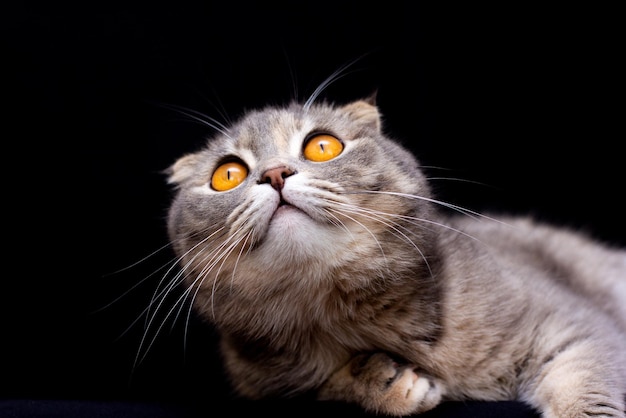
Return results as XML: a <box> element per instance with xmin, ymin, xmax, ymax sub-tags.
<box><xmin>260</xmin><ymin>166</ymin><xmax>295</xmax><ymax>191</ymax></box>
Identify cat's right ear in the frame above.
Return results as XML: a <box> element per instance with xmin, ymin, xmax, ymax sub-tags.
<box><xmin>364</xmin><ymin>89</ymin><xmax>378</xmax><ymax>106</ymax></box>
<box><xmin>341</xmin><ymin>97</ymin><xmax>381</xmax><ymax>132</ymax></box>
<box><xmin>165</xmin><ymin>153</ymin><xmax>200</xmax><ymax>185</ymax></box>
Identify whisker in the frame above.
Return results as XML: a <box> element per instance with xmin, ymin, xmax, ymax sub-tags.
<box><xmin>153</xmin><ymin>102</ymin><xmax>232</xmax><ymax>139</ymax></box>
<box><xmin>326</xmin><ymin>207</ymin><xmax>389</xmax><ymax>267</ymax></box>
<box><xmin>334</xmin><ymin>196</ymin><xmax>489</xmax><ymax>244</ymax></box>
<box><xmin>133</xmin><ymin>265</ymin><xmax>194</xmax><ymax>366</ymax></box>
<box><xmin>200</xmin><ymin>233</ymin><xmax>249</xmax><ymax>320</ymax></box>
<box><xmin>345</xmin><ymin>190</ymin><xmax>515</xmax><ymax>226</ymax></box>
<box><xmin>132</xmin><ymin>227</ymin><xmax>231</xmax><ymax>365</ymax></box>
<box><xmin>101</xmin><ymin>241</ymin><xmax>175</xmax><ymax>277</ymax></box>
<box><xmin>144</xmin><ymin>227</ymin><xmax>226</xmax><ymax>326</ymax></box>
<box><xmin>92</xmin><ymin>255</ymin><xmax>179</xmax><ymax>315</ymax></box>
<box><xmin>282</xmin><ymin>48</ymin><xmax>300</xmax><ymax>104</ymax></box>
<box><xmin>322</xmin><ymin>208</ymin><xmax>355</xmax><ymax>236</ymax></box>
<box><xmin>303</xmin><ymin>54</ymin><xmax>369</xmax><ymax>111</ymax></box>
<box><xmin>193</xmin><ymin>87</ymin><xmax>234</xmax><ymax>130</ymax></box>
<box><xmin>171</xmin><ymin>229</ymin><xmax>252</xmax><ymax>353</ymax></box>
<box><xmin>229</xmin><ymin>231</ymin><xmax>253</xmax><ymax>292</ymax></box>
<box><xmin>425</xmin><ymin>177</ymin><xmax>493</xmax><ymax>188</ymax></box>
<box><xmin>134</xmin><ymin>255</ymin><xmax>218</xmax><ymax>367</ymax></box>
<box><xmin>329</xmin><ymin>204</ymin><xmax>432</xmax><ymax>277</ymax></box>
<box><xmin>107</xmin><ymin>255</ymin><xmax>200</xmax><ymax>349</ymax></box>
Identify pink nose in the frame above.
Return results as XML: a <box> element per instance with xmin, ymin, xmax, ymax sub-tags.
<box><xmin>260</xmin><ymin>166</ymin><xmax>295</xmax><ymax>191</ymax></box>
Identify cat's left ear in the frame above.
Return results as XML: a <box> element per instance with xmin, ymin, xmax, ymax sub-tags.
<box><xmin>341</xmin><ymin>91</ymin><xmax>381</xmax><ymax>132</ymax></box>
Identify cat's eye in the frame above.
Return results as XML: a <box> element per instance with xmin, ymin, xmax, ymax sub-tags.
<box><xmin>303</xmin><ymin>134</ymin><xmax>344</xmax><ymax>162</ymax></box>
<box><xmin>211</xmin><ymin>161</ymin><xmax>248</xmax><ymax>191</ymax></box>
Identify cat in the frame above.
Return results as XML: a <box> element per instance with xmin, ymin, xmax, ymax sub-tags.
<box><xmin>162</xmin><ymin>81</ymin><xmax>626</xmax><ymax>417</ymax></box>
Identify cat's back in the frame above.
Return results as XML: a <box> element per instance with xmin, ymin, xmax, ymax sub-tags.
<box><xmin>438</xmin><ymin>214</ymin><xmax>626</xmax><ymax>331</ymax></box>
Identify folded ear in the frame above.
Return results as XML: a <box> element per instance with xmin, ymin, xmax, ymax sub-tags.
<box><xmin>340</xmin><ymin>93</ymin><xmax>381</xmax><ymax>132</ymax></box>
<box><xmin>364</xmin><ymin>89</ymin><xmax>378</xmax><ymax>106</ymax></box>
<box><xmin>165</xmin><ymin>153</ymin><xmax>201</xmax><ymax>185</ymax></box>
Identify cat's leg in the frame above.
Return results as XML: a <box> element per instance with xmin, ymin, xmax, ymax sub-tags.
<box><xmin>317</xmin><ymin>352</ymin><xmax>444</xmax><ymax>416</ymax></box>
<box><xmin>524</xmin><ymin>341</ymin><xmax>626</xmax><ymax>418</ymax></box>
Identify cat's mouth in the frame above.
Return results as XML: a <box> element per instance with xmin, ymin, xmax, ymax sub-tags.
<box><xmin>276</xmin><ymin>199</ymin><xmax>296</xmax><ymax>212</ymax></box>
<box><xmin>272</xmin><ymin>198</ymin><xmax>307</xmax><ymax>219</ymax></box>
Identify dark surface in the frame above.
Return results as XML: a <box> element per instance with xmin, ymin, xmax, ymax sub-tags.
<box><xmin>0</xmin><ymin>399</ymin><xmax>540</xmax><ymax>418</ymax></box>
<box><xmin>1</xmin><ymin>2</ymin><xmax>622</xmax><ymax>417</ymax></box>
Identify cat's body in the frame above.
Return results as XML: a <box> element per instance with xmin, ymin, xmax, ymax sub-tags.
<box><xmin>165</xmin><ymin>94</ymin><xmax>626</xmax><ymax>417</ymax></box>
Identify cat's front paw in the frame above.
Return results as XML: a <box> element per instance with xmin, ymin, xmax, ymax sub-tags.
<box><xmin>355</xmin><ymin>353</ymin><xmax>442</xmax><ymax>415</ymax></box>
<box><xmin>318</xmin><ymin>353</ymin><xmax>443</xmax><ymax>416</ymax></box>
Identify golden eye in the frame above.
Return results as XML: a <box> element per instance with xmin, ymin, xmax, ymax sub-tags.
<box><xmin>211</xmin><ymin>161</ymin><xmax>248</xmax><ymax>191</ymax></box>
<box><xmin>303</xmin><ymin>134</ymin><xmax>344</xmax><ymax>162</ymax></box>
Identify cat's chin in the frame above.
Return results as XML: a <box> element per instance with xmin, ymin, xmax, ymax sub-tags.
<box><xmin>268</xmin><ymin>203</ymin><xmax>313</xmax><ymax>231</ymax></box>
<box><xmin>271</xmin><ymin>203</ymin><xmax>304</xmax><ymax>218</ymax></box>
<box><xmin>259</xmin><ymin>204</ymin><xmax>337</xmax><ymax>255</ymax></box>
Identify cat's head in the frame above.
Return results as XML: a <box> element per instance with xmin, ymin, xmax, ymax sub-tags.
<box><xmin>165</xmin><ymin>96</ymin><xmax>435</xmax><ymax>315</ymax></box>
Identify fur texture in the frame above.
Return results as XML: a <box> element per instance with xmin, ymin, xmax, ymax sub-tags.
<box><xmin>165</xmin><ymin>94</ymin><xmax>626</xmax><ymax>417</ymax></box>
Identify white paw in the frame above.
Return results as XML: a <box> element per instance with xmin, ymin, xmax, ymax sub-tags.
<box><xmin>388</xmin><ymin>367</ymin><xmax>442</xmax><ymax>415</ymax></box>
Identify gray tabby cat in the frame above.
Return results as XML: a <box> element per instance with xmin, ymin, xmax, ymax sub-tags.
<box><xmin>164</xmin><ymin>85</ymin><xmax>626</xmax><ymax>416</ymax></box>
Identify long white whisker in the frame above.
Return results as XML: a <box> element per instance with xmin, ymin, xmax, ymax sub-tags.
<box><xmin>110</xmin><ymin>256</ymin><xmax>192</xmax><ymax>345</ymax></box>
<box><xmin>156</xmin><ymin>234</ymin><xmax>243</xmax><ymax>361</ymax></box>
<box><xmin>144</xmin><ymin>228</ymin><xmax>226</xmax><ymax>326</ymax></box>
<box><xmin>345</xmin><ymin>190</ymin><xmax>514</xmax><ymax>226</ymax></box>
<box><xmin>93</xmin><ymin>255</ymin><xmax>179</xmax><ymax>314</ymax></box>
<box><xmin>425</xmin><ymin>177</ymin><xmax>493</xmax><ymax>187</ymax></box>
<box><xmin>334</xmin><ymin>198</ymin><xmax>488</xmax><ymax>244</ymax></box>
<box><xmin>326</xmin><ymin>207</ymin><xmax>388</xmax><ymax>266</ymax></box>
<box><xmin>181</xmin><ymin>232</ymin><xmax>243</xmax><ymax>355</ymax></box>
<box><xmin>176</xmin><ymin>229</ymin><xmax>252</xmax><ymax>354</ymax></box>
<box><xmin>204</xmin><ymin>233</ymin><xmax>250</xmax><ymax>319</ymax></box>
<box><xmin>155</xmin><ymin>102</ymin><xmax>232</xmax><ymax>138</ymax></box>
<box><xmin>133</xmin><ymin>228</ymin><xmax>228</xmax><ymax>365</ymax></box>
<box><xmin>229</xmin><ymin>231</ymin><xmax>253</xmax><ymax>292</ymax></box>
<box><xmin>101</xmin><ymin>241</ymin><xmax>175</xmax><ymax>277</ymax></box>
<box><xmin>330</xmin><ymin>204</ymin><xmax>432</xmax><ymax>277</ymax></box>
<box><xmin>135</xmin><ymin>248</ymin><xmax>224</xmax><ymax>367</ymax></box>
<box><xmin>303</xmin><ymin>54</ymin><xmax>368</xmax><ymax>111</ymax></box>
<box><xmin>322</xmin><ymin>208</ymin><xmax>354</xmax><ymax>237</ymax></box>
<box><xmin>141</xmin><ymin>229</ymin><xmax>249</xmax><ymax>362</ymax></box>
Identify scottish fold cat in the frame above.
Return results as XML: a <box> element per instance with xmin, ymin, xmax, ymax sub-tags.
<box><xmin>162</xmin><ymin>86</ymin><xmax>626</xmax><ymax>416</ymax></box>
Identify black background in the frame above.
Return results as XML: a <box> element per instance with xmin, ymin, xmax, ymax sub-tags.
<box><xmin>2</xmin><ymin>1</ymin><xmax>624</xmax><ymax>416</ymax></box>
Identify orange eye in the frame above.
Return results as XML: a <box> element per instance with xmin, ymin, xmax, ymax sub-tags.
<box><xmin>211</xmin><ymin>161</ymin><xmax>248</xmax><ymax>191</ymax></box>
<box><xmin>303</xmin><ymin>134</ymin><xmax>343</xmax><ymax>162</ymax></box>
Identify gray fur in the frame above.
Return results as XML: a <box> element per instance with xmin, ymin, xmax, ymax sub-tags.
<box><xmin>166</xmin><ymin>97</ymin><xmax>626</xmax><ymax>417</ymax></box>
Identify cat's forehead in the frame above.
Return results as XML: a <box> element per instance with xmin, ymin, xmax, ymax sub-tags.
<box><xmin>236</xmin><ymin>107</ymin><xmax>308</xmax><ymax>146</ymax></box>
<box><xmin>219</xmin><ymin>103</ymin><xmax>338</xmax><ymax>156</ymax></box>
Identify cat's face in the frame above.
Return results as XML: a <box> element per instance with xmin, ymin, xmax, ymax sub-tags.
<box><xmin>166</xmin><ymin>98</ymin><xmax>433</xmax><ymax>310</ymax></box>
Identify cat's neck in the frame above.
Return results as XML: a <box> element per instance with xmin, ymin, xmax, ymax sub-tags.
<box><xmin>199</xmin><ymin>226</ymin><xmax>445</xmax><ymax>348</ymax></box>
